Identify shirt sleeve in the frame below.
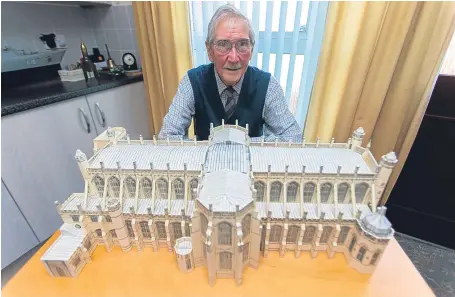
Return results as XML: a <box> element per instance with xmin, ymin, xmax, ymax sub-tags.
<box><xmin>158</xmin><ymin>73</ymin><xmax>195</xmax><ymax>140</ymax></box>
<box><xmin>253</xmin><ymin>75</ymin><xmax>303</xmax><ymax>142</ymax></box>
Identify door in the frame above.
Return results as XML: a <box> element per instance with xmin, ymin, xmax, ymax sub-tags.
<box><xmin>86</xmin><ymin>82</ymin><xmax>152</xmax><ymax>139</ymax></box>
<box><xmin>260</xmin><ymin>224</ymin><xmax>266</xmax><ymax>252</ymax></box>
<box><xmin>1</xmin><ymin>96</ymin><xmax>98</xmax><ymax>241</ymax></box>
<box><xmin>1</xmin><ymin>180</ymin><xmax>40</xmax><ymax>268</ymax></box>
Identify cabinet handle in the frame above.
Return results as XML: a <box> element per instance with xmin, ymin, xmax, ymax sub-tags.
<box><xmin>95</xmin><ymin>102</ymin><xmax>106</xmax><ymax>127</ymax></box>
<box><xmin>79</xmin><ymin>108</ymin><xmax>91</xmax><ymax>134</ymax></box>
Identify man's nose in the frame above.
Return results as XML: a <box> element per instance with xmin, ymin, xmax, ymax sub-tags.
<box><xmin>227</xmin><ymin>46</ymin><xmax>239</xmax><ymax>62</ymax></box>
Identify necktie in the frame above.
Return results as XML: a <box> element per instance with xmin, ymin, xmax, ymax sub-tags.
<box><xmin>224</xmin><ymin>86</ymin><xmax>236</xmax><ymax>120</ymax></box>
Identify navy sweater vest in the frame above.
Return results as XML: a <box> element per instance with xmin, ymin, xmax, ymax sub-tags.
<box><xmin>188</xmin><ymin>63</ymin><xmax>270</xmax><ymax>140</ymax></box>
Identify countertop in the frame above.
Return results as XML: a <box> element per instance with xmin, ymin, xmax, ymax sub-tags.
<box><xmin>1</xmin><ymin>74</ymin><xmax>144</xmax><ymax>116</ymax></box>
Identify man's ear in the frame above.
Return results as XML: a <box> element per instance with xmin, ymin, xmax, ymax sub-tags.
<box><xmin>206</xmin><ymin>42</ymin><xmax>214</xmax><ymax>62</ymax></box>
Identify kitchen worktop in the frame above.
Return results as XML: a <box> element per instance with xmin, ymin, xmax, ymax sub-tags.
<box><xmin>1</xmin><ymin>74</ymin><xmax>144</xmax><ymax>116</ymax></box>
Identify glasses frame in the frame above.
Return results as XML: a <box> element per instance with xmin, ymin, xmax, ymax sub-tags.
<box><xmin>211</xmin><ymin>38</ymin><xmax>253</xmax><ymax>54</ymax></box>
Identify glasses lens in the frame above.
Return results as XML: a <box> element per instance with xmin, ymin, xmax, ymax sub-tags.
<box><xmin>236</xmin><ymin>39</ymin><xmax>251</xmax><ymax>53</ymax></box>
<box><xmin>214</xmin><ymin>40</ymin><xmax>231</xmax><ymax>53</ymax></box>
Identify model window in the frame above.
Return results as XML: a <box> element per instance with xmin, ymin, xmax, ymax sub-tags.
<box><xmin>84</xmin><ymin>239</ymin><xmax>92</xmax><ymax>250</ymax></box>
<box><xmin>185</xmin><ymin>255</ymin><xmax>192</xmax><ymax>270</ymax></box>
<box><xmin>156</xmin><ymin>178</ymin><xmax>168</xmax><ymax>199</ymax></box>
<box><xmin>370</xmin><ymin>251</ymin><xmax>381</xmax><ymax>265</ymax></box>
<box><xmin>172</xmin><ymin>178</ymin><xmax>185</xmax><ymax>199</ymax></box>
<box><xmin>185</xmin><ymin>223</ymin><xmax>191</xmax><ymax>236</ymax></box>
<box><xmin>320</xmin><ymin>226</ymin><xmax>333</xmax><ymax>244</ymax></box>
<box><xmin>71</xmin><ymin>215</ymin><xmax>79</xmax><ymax>222</ymax></box>
<box><xmin>201</xmin><ymin>214</ymin><xmax>208</xmax><ymax>236</ymax></box>
<box><xmin>56</xmin><ymin>266</ymin><xmax>65</xmax><ymax>277</ymax></box>
<box><xmin>125</xmin><ymin>220</ymin><xmax>135</xmax><ymax>238</ymax></box>
<box><xmin>303</xmin><ymin>183</ymin><xmax>315</xmax><ymax>202</ymax></box>
<box><xmin>243</xmin><ymin>242</ymin><xmax>249</xmax><ymax>263</ymax></box>
<box><xmin>190</xmin><ymin>178</ymin><xmax>198</xmax><ymax>200</ymax></box>
<box><xmin>156</xmin><ymin>222</ymin><xmax>167</xmax><ymax>239</ymax></box>
<box><xmin>286</xmin><ymin>225</ymin><xmax>300</xmax><ymax>244</ymax></box>
<box><xmin>355</xmin><ymin>183</ymin><xmax>369</xmax><ymax>203</ymax></box>
<box><xmin>95</xmin><ymin>229</ymin><xmax>102</xmax><ymax>237</ymax></box>
<box><xmin>140</xmin><ymin>178</ymin><xmax>153</xmax><ymax>198</ymax></box>
<box><xmin>357</xmin><ymin>246</ymin><xmax>366</xmax><ymax>261</ymax></box>
<box><xmin>270</xmin><ymin>181</ymin><xmax>282</xmax><ymax>202</ymax></box>
<box><xmin>72</xmin><ymin>256</ymin><xmax>81</xmax><ymax>267</ymax></box>
<box><xmin>105</xmin><ymin>215</ymin><xmax>112</xmax><ymax>222</ymax></box>
<box><xmin>254</xmin><ymin>181</ymin><xmax>266</xmax><ymax>202</ymax></box>
<box><xmin>337</xmin><ymin>183</ymin><xmax>349</xmax><ymax>203</ymax></box>
<box><xmin>124</xmin><ymin>176</ymin><xmax>136</xmax><ymax>198</ymax></box>
<box><xmin>287</xmin><ymin>182</ymin><xmax>299</xmax><ymax>202</ymax></box>
<box><xmin>337</xmin><ymin>226</ymin><xmax>350</xmax><ymax>244</ymax></box>
<box><xmin>218</xmin><ymin>222</ymin><xmax>232</xmax><ymax>245</ymax></box>
<box><xmin>140</xmin><ymin>221</ymin><xmax>151</xmax><ymax>238</ymax></box>
<box><xmin>242</xmin><ymin>214</ymin><xmax>251</xmax><ymax>239</ymax></box>
<box><xmin>270</xmin><ymin>225</ymin><xmax>282</xmax><ymax>243</ymax></box>
<box><xmin>107</xmin><ymin>176</ymin><xmax>120</xmax><ymax>198</ymax></box>
<box><xmin>90</xmin><ymin>215</ymin><xmax>98</xmax><ymax>223</ymax></box>
<box><xmin>349</xmin><ymin>235</ymin><xmax>357</xmax><ymax>252</ymax></box>
<box><xmin>110</xmin><ymin>229</ymin><xmax>117</xmax><ymax>238</ymax></box>
<box><xmin>172</xmin><ymin>222</ymin><xmax>182</xmax><ymax>240</ymax></box>
<box><xmin>92</xmin><ymin>175</ymin><xmax>105</xmax><ymax>197</ymax></box>
<box><xmin>219</xmin><ymin>252</ymin><xmax>232</xmax><ymax>270</ymax></box>
<box><xmin>320</xmin><ymin>183</ymin><xmax>332</xmax><ymax>203</ymax></box>
<box><xmin>302</xmin><ymin>226</ymin><xmax>316</xmax><ymax>243</ymax></box>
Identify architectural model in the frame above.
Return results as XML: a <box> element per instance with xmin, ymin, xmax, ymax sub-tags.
<box><xmin>41</xmin><ymin>123</ymin><xmax>397</xmax><ymax>286</ymax></box>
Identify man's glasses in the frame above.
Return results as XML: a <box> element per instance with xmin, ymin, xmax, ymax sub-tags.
<box><xmin>212</xmin><ymin>39</ymin><xmax>252</xmax><ymax>54</ymax></box>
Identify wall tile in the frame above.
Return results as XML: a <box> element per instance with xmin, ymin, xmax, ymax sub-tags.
<box><xmin>117</xmin><ymin>29</ymin><xmax>134</xmax><ymax>51</ymax></box>
<box><xmin>104</xmin><ymin>30</ymin><xmax>120</xmax><ymax>50</ymax></box>
<box><xmin>113</xmin><ymin>6</ymin><xmax>130</xmax><ymax>30</ymax></box>
<box><xmin>126</xmin><ymin>5</ymin><xmax>136</xmax><ymax>29</ymax></box>
<box><xmin>97</xmin><ymin>7</ymin><xmax>115</xmax><ymax>29</ymax></box>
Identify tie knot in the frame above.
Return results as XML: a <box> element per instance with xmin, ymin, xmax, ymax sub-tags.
<box><xmin>225</xmin><ymin>86</ymin><xmax>235</xmax><ymax>95</ymax></box>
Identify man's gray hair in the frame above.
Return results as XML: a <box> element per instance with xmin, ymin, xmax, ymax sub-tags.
<box><xmin>206</xmin><ymin>4</ymin><xmax>255</xmax><ymax>46</ymax></box>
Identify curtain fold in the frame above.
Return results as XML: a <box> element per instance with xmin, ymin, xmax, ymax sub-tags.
<box><xmin>133</xmin><ymin>1</ymin><xmax>193</xmax><ymax>135</ymax></box>
<box><xmin>304</xmin><ymin>1</ymin><xmax>455</xmax><ymax>205</ymax></box>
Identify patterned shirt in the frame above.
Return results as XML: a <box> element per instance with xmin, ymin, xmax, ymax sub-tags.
<box><xmin>159</xmin><ymin>65</ymin><xmax>303</xmax><ymax>142</ymax></box>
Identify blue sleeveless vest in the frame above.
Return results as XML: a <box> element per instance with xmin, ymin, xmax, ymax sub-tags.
<box><xmin>187</xmin><ymin>63</ymin><xmax>271</xmax><ymax>140</ymax></box>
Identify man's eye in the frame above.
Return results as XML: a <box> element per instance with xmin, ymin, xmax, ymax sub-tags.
<box><xmin>217</xmin><ymin>40</ymin><xmax>230</xmax><ymax>47</ymax></box>
<box><xmin>239</xmin><ymin>40</ymin><xmax>249</xmax><ymax>47</ymax></box>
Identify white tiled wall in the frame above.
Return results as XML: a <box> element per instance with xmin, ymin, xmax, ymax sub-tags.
<box><xmin>87</xmin><ymin>4</ymin><xmax>141</xmax><ymax>68</ymax></box>
<box><xmin>1</xmin><ymin>2</ymin><xmax>97</xmax><ymax>68</ymax></box>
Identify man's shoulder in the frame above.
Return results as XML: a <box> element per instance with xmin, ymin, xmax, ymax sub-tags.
<box><xmin>187</xmin><ymin>63</ymin><xmax>214</xmax><ymax>77</ymax></box>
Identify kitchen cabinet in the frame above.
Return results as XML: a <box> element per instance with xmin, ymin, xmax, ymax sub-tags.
<box><xmin>1</xmin><ymin>180</ymin><xmax>39</xmax><ymax>269</ymax></box>
<box><xmin>1</xmin><ymin>96</ymin><xmax>98</xmax><ymax>243</ymax></box>
<box><xmin>86</xmin><ymin>82</ymin><xmax>151</xmax><ymax>139</ymax></box>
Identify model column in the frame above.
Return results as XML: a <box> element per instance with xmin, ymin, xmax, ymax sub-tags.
<box><xmin>107</xmin><ymin>199</ymin><xmax>132</xmax><ymax>252</ymax></box>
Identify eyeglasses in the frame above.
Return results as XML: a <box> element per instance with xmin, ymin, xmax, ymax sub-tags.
<box><xmin>212</xmin><ymin>39</ymin><xmax>252</xmax><ymax>54</ymax></box>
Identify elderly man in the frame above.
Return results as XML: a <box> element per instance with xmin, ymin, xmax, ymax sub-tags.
<box><xmin>159</xmin><ymin>5</ymin><xmax>302</xmax><ymax>142</ymax></box>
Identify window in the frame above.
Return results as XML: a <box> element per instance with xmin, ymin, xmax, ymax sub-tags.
<box><xmin>190</xmin><ymin>178</ymin><xmax>198</xmax><ymax>200</ymax></box>
<box><xmin>90</xmin><ymin>215</ymin><xmax>98</xmax><ymax>223</ymax></box>
<box><xmin>357</xmin><ymin>246</ymin><xmax>366</xmax><ymax>262</ymax></box>
<box><xmin>185</xmin><ymin>255</ymin><xmax>192</xmax><ymax>270</ymax></box>
<box><xmin>286</xmin><ymin>225</ymin><xmax>300</xmax><ymax>243</ymax></box>
<box><xmin>219</xmin><ymin>252</ymin><xmax>232</xmax><ymax>270</ymax></box>
<box><xmin>218</xmin><ymin>222</ymin><xmax>232</xmax><ymax>245</ymax></box>
<box><xmin>349</xmin><ymin>236</ymin><xmax>357</xmax><ymax>252</ymax></box>
<box><xmin>72</xmin><ymin>256</ymin><xmax>81</xmax><ymax>267</ymax></box>
<box><xmin>172</xmin><ymin>222</ymin><xmax>182</xmax><ymax>240</ymax></box>
<box><xmin>303</xmin><ymin>183</ymin><xmax>315</xmax><ymax>202</ymax></box>
<box><xmin>337</xmin><ymin>183</ymin><xmax>349</xmax><ymax>203</ymax></box>
<box><xmin>156</xmin><ymin>222</ymin><xmax>167</xmax><ymax>239</ymax></box>
<box><xmin>110</xmin><ymin>229</ymin><xmax>117</xmax><ymax>238</ymax></box>
<box><xmin>105</xmin><ymin>215</ymin><xmax>112</xmax><ymax>223</ymax></box>
<box><xmin>95</xmin><ymin>229</ymin><xmax>102</xmax><ymax>237</ymax></box>
<box><xmin>320</xmin><ymin>226</ymin><xmax>333</xmax><ymax>244</ymax></box>
<box><xmin>270</xmin><ymin>225</ymin><xmax>282</xmax><ymax>243</ymax></box>
<box><xmin>201</xmin><ymin>214</ymin><xmax>208</xmax><ymax>236</ymax></box>
<box><xmin>355</xmin><ymin>183</ymin><xmax>369</xmax><ymax>203</ymax></box>
<box><xmin>242</xmin><ymin>214</ymin><xmax>251</xmax><ymax>239</ymax></box>
<box><xmin>124</xmin><ymin>176</ymin><xmax>136</xmax><ymax>198</ymax></box>
<box><xmin>172</xmin><ymin>179</ymin><xmax>185</xmax><ymax>199</ymax></box>
<box><xmin>156</xmin><ymin>178</ymin><xmax>168</xmax><ymax>199</ymax></box>
<box><xmin>56</xmin><ymin>266</ymin><xmax>65</xmax><ymax>277</ymax></box>
<box><xmin>302</xmin><ymin>226</ymin><xmax>315</xmax><ymax>243</ymax></box>
<box><xmin>337</xmin><ymin>226</ymin><xmax>350</xmax><ymax>244</ymax></box>
<box><xmin>254</xmin><ymin>181</ymin><xmax>266</xmax><ymax>201</ymax></box>
<box><xmin>84</xmin><ymin>239</ymin><xmax>92</xmax><ymax>250</ymax></box>
<box><xmin>140</xmin><ymin>178</ymin><xmax>153</xmax><ymax>198</ymax></box>
<box><xmin>107</xmin><ymin>176</ymin><xmax>120</xmax><ymax>198</ymax></box>
<box><xmin>270</xmin><ymin>181</ymin><xmax>282</xmax><ymax>202</ymax></box>
<box><xmin>243</xmin><ymin>242</ymin><xmax>249</xmax><ymax>263</ymax></box>
<box><xmin>370</xmin><ymin>251</ymin><xmax>381</xmax><ymax>265</ymax></box>
<box><xmin>287</xmin><ymin>182</ymin><xmax>299</xmax><ymax>202</ymax></box>
<box><xmin>92</xmin><ymin>175</ymin><xmax>105</xmax><ymax>197</ymax></box>
<box><xmin>125</xmin><ymin>220</ymin><xmax>135</xmax><ymax>238</ymax></box>
<box><xmin>71</xmin><ymin>215</ymin><xmax>79</xmax><ymax>222</ymax></box>
<box><xmin>140</xmin><ymin>221</ymin><xmax>151</xmax><ymax>238</ymax></box>
<box><xmin>185</xmin><ymin>223</ymin><xmax>191</xmax><ymax>236</ymax></box>
<box><xmin>320</xmin><ymin>183</ymin><xmax>332</xmax><ymax>203</ymax></box>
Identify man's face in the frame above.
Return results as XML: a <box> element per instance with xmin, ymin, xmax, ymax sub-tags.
<box><xmin>206</xmin><ymin>17</ymin><xmax>252</xmax><ymax>86</ymax></box>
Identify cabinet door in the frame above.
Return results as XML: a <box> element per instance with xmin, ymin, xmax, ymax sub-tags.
<box><xmin>1</xmin><ymin>180</ymin><xmax>40</xmax><ymax>269</ymax></box>
<box><xmin>86</xmin><ymin>82</ymin><xmax>151</xmax><ymax>139</ymax></box>
<box><xmin>1</xmin><ymin>97</ymin><xmax>98</xmax><ymax>241</ymax></box>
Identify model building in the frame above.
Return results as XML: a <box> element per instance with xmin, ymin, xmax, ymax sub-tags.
<box><xmin>41</xmin><ymin>124</ymin><xmax>397</xmax><ymax>286</ymax></box>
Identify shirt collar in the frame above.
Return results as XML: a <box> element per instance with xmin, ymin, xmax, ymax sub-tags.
<box><xmin>214</xmin><ymin>66</ymin><xmax>244</xmax><ymax>95</ymax></box>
